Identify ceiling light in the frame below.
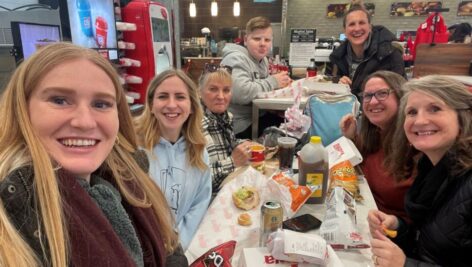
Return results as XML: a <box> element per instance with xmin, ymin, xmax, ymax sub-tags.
<box><xmin>211</xmin><ymin>0</ymin><xmax>218</xmax><ymax>16</ymax></box>
<box><xmin>233</xmin><ymin>1</ymin><xmax>240</xmax><ymax>17</ymax></box>
<box><xmin>189</xmin><ymin>1</ymin><xmax>196</xmax><ymax>17</ymax></box>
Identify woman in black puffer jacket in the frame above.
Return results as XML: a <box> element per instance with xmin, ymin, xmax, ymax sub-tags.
<box><xmin>367</xmin><ymin>75</ymin><xmax>472</xmax><ymax>267</ymax></box>
<box><xmin>326</xmin><ymin>4</ymin><xmax>405</xmax><ymax>97</ymax></box>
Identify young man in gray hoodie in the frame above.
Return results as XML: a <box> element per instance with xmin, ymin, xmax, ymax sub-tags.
<box><xmin>221</xmin><ymin>16</ymin><xmax>291</xmax><ymax>139</ymax></box>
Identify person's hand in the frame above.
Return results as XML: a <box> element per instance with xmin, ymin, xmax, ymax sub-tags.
<box><xmin>370</xmin><ymin>230</ymin><xmax>406</xmax><ymax>267</ymax></box>
<box><xmin>272</xmin><ymin>71</ymin><xmax>291</xmax><ymax>88</ymax></box>
<box><xmin>339</xmin><ymin>75</ymin><xmax>352</xmax><ymax>86</ymax></box>
<box><xmin>232</xmin><ymin>141</ymin><xmax>252</xmax><ymax>167</ymax></box>
<box><xmin>339</xmin><ymin>114</ymin><xmax>357</xmax><ymax>140</ymax></box>
<box><xmin>367</xmin><ymin>210</ymin><xmax>399</xmax><ymax>238</ymax></box>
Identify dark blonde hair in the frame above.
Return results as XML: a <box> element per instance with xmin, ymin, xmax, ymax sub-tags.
<box><xmin>198</xmin><ymin>68</ymin><xmax>232</xmax><ymax>90</ymax></box>
<box><xmin>246</xmin><ymin>16</ymin><xmax>271</xmax><ymax>34</ymax></box>
<box><xmin>0</xmin><ymin>43</ymin><xmax>178</xmax><ymax>266</ymax></box>
<box><xmin>135</xmin><ymin>69</ymin><xmax>207</xmax><ymax>170</ymax></box>
<box><xmin>387</xmin><ymin>75</ymin><xmax>472</xmax><ymax>181</ymax></box>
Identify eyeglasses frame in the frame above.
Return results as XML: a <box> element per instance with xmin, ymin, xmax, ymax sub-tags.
<box><xmin>362</xmin><ymin>88</ymin><xmax>393</xmax><ymax>103</ymax></box>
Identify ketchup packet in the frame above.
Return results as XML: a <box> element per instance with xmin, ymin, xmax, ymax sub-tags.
<box><xmin>190</xmin><ymin>240</ymin><xmax>237</xmax><ymax>267</ymax></box>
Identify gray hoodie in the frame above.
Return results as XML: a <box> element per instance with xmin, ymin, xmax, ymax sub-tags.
<box><xmin>221</xmin><ymin>43</ymin><xmax>278</xmax><ymax>134</ymax></box>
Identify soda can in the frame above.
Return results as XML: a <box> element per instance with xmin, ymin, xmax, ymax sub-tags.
<box><xmin>259</xmin><ymin>201</ymin><xmax>283</xmax><ymax>246</ymax></box>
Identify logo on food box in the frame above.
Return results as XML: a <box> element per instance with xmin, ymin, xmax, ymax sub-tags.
<box><xmin>264</xmin><ymin>255</ymin><xmax>298</xmax><ymax>266</ymax></box>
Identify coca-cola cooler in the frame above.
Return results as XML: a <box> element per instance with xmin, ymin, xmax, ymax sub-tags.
<box><xmin>122</xmin><ymin>0</ymin><xmax>174</xmax><ymax>104</ymax></box>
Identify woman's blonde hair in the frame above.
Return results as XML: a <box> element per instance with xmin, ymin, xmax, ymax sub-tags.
<box><xmin>198</xmin><ymin>68</ymin><xmax>233</xmax><ymax>91</ymax></box>
<box><xmin>387</xmin><ymin>75</ymin><xmax>472</xmax><ymax>180</ymax></box>
<box><xmin>135</xmin><ymin>69</ymin><xmax>207</xmax><ymax>170</ymax></box>
<box><xmin>0</xmin><ymin>42</ymin><xmax>178</xmax><ymax>266</ymax></box>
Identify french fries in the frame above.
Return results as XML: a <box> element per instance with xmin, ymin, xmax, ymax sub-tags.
<box><xmin>382</xmin><ymin>224</ymin><xmax>397</xmax><ymax>238</ymax></box>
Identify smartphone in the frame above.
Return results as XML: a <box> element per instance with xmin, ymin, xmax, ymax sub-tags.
<box><xmin>282</xmin><ymin>214</ymin><xmax>322</xmax><ymax>232</ymax></box>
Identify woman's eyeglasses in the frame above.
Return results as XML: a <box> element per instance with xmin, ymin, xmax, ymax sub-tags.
<box><xmin>203</xmin><ymin>63</ymin><xmax>232</xmax><ymax>75</ymax></box>
<box><xmin>362</xmin><ymin>88</ymin><xmax>392</xmax><ymax>103</ymax></box>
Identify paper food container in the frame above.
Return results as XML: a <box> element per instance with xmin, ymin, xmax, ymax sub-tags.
<box><xmin>325</xmin><ymin>136</ymin><xmax>363</xmax><ymax>169</ymax></box>
<box><xmin>238</xmin><ymin>247</ymin><xmax>313</xmax><ymax>267</ymax></box>
<box><xmin>238</xmin><ymin>246</ymin><xmax>344</xmax><ymax>267</ymax></box>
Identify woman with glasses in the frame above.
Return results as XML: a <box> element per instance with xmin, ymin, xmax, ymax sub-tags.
<box><xmin>199</xmin><ymin>64</ymin><xmax>252</xmax><ymax>197</ymax></box>
<box><xmin>135</xmin><ymin>69</ymin><xmax>211</xmax><ymax>250</ymax></box>
<box><xmin>326</xmin><ymin>3</ymin><xmax>405</xmax><ymax>96</ymax></box>
<box><xmin>368</xmin><ymin>75</ymin><xmax>472</xmax><ymax>267</ymax></box>
<box><xmin>340</xmin><ymin>71</ymin><xmax>414</xmax><ymax>222</ymax></box>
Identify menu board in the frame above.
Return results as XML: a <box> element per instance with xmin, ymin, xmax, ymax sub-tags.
<box><xmin>290</xmin><ymin>29</ymin><xmax>316</xmax><ymax>43</ymax></box>
<box><xmin>289</xmin><ymin>29</ymin><xmax>316</xmax><ymax>67</ymax></box>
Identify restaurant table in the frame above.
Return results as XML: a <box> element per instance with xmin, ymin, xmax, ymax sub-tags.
<box><xmin>185</xmin><ymin>165</ymin><xmax>377</xmax><ymax>267</ymax></box>
<box><xmin>251</xmin><ymin>81</ymin><xmax>350</xmax><ymax>140</ymax></box>
<box><xmin>252</xmin><ymin>97</ymin><xmax>308</xmax><ymax>140</ymax></box>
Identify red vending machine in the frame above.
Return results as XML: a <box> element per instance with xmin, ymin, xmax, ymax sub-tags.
<box><xmin>121</xmin><ymin>0</ymin><xmax>173</xmax><ymax>104</ymax></box>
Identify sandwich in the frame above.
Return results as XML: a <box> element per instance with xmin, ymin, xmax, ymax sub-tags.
<box><xmin>232</xmin><ymin>186</ymin><xmax>260</xmax><ymax>210</ymax></box>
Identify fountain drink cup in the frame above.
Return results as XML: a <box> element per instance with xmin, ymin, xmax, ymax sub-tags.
<box><xmin>277</xmin><ymin>137</ymin><xmax>297</xmax><ymax>172</ymax></box>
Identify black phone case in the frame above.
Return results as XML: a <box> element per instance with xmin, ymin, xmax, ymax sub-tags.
<box><xmin>282</xmin><ymin>214</ymin><xmax>322</xmax><ymax>232</ymax></box>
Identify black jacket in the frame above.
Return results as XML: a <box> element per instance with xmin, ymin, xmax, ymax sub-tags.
<box><xmin>0</xmin><ymin>156</ymin><xmax>188</xmax><ymax>267</ymax></box>
<box><xmin>326</xmin><ymin>25</ymin><xmax>405</xmax><ymax>96</ymax></box>
<box><xmin>396</xmin><ymin>155</ymin><xmax>472</xmax><ymax>267</ymax></box>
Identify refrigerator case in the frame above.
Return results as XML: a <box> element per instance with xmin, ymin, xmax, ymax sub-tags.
<box><xmin>122</xmin><ymin>0</ymin><xmax>174</xmax><ymax>104</ymax></box>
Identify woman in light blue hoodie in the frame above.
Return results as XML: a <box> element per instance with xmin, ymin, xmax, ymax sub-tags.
<box><xmin>135</xmin><ymin>69</ymin><xmax>211</xmax><ymax>250</ymax></box>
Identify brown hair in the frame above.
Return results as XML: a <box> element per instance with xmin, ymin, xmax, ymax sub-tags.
<box><xmin>246</xmin><ymin>16</ymin><xmax>271</xmax><ymax>34</ymax></box>
<box><xmin>343</xmin><ymin>4</ymin><xmax>371</xmax><ymax>28</ymax></box>
<box><xmin>356</xmin><ymin>71</ymin><xmax>407</xmax><ymax>157</ymax></box>
<box><xmin>135</xmin><ymin>69</ymin><xmax>208</xmax><ymax>170</ymax></box>
<box><xmin>387</xmin><ymin>75</ymin><xmax>472</xmax><ymax>181</ymax></box>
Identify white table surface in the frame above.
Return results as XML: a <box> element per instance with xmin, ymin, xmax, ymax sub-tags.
<box><xmin>185</xmin><ymin>165</ymin><xmax>377</xmax><ymax>267</ymax></box>
<box><xmin>252</xmin><ymin>97</ymin><xmax>308</xmax><ymax>140</ymax></box>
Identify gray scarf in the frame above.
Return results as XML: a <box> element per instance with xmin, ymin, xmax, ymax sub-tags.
<box><xmin>77</xmin><ymin>175</ymin><xmax>144</xmax><ymax>267</ymax></box>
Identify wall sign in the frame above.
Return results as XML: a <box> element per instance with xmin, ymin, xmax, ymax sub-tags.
<box><xmin>290</xmin><ymin>28</ymin><xmax>316</xmax><ymax>43</ymax></box>
<box><xmin>326</xmin><ymin>3</ymin><xmax>375</xmax><ymax>18</ymax></box>
<box><xmin>390</xmin><ymin>1</ymin><xmax>442</xmax><ymax>16</ymax></box>
<box><xmin>458</xmin><ymin>1</ymin><xmax>472</xmax><ymax>16</ymax></box>
<box><xmin>289</xmin><ymin>29</ymin><xmax>316</xmax><ymax>67</ymax></box>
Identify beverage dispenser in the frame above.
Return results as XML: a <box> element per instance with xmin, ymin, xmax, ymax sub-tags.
<box><xmin>121</xmin><ymin>0</ymin><xmax>174</xmax><ymax>104</ymax></box>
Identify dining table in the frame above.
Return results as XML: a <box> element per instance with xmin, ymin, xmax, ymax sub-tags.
<box><xmin>251</xmin><ymin>80</ymin><xmax>350</xmax><ymax>139</ymax></box>
<box><xmin>185</xmin><ymin>160</ymin><xmax>378</xmax><ymax>267</ymax></box>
